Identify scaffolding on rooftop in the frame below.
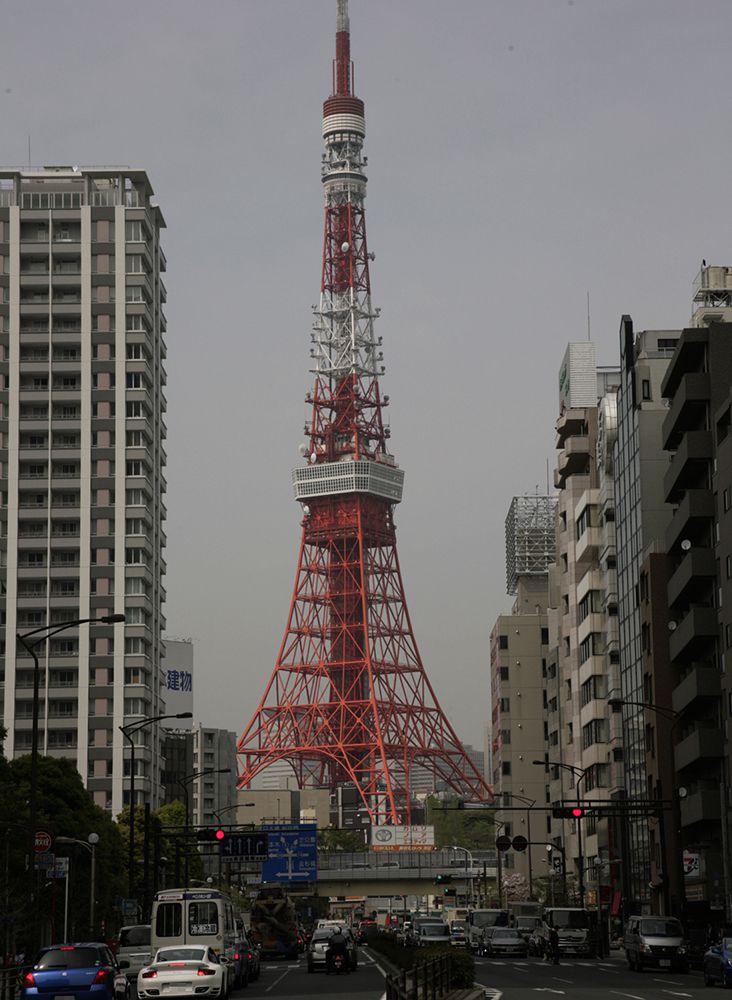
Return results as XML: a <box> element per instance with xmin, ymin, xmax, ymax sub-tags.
<box><xmin>505</xmin><ymin>494</ymin><xmax>557</xmax><ymax>595</ymax></box>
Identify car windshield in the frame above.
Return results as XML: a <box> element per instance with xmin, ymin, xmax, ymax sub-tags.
<box><xmin>451</xmin><ymin>923</ymin><xmax>466</xmax><ymax>932</ymax></box>
<box><xmin>424</xmin><ymin>927</ymin><xmax>450</xmax><ymax>937</ymax></box>
<box><xmin>120</xmin><ymin>926</ymin><xmax>151</xmax><ymax>947</ymax></box>
<box><xmin>724</xmin><ymin>938</ymin><xmax>732</xmax><ymax>950</ymax></box>
<box><xmin>156</xmin><ymin>948</ymin><xmax>208</xmax><ymax>963</ymax></box>
<box><xmin>311</xmin><ymin>930</ymin><xmax>335</xmax><ymax>942</ymax></box>
<box><xmin>492</xmin><ymin>929</ymin><xmax>517</xmax><ymax>940</ymax></box>
<box><xmin>639</xmin><ymin>920</ymin><xmax>682</xmax><ymax>937</ymax></box>
<box><xmin>36</xmin><ymin>948</ymin><xmax>103</xmax><ymax>970</ymax></box>
<box><xmin>551</xmin><ymin>911</ymin><xmax>589</xmax><ymax>929</ymax></box>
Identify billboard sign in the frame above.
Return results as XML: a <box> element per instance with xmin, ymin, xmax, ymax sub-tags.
<box><xmin>683</xmin><ymin>852</ymin><xmax>702</xmax><ymax>878</ymax></box>
<box><xmin>261</xmin><ymin>823</ymin><xmax>317</xmax><ymax>882</ymax></box>
<box><xmin>371</xmin><ymin>825</ymin><xmax>435</xmax><ymax>852</ymax></box>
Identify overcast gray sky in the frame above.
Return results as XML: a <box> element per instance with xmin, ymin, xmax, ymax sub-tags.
<box><xmin>4</xmin><ymin>0</ymin><xmax>731</xmax><ymax>749</ymax></box>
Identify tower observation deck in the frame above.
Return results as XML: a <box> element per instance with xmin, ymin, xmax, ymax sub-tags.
<box><xmin>236</xmin><ymin>0</ymin><xmax>492</xmax><ymax>824</ymax></box>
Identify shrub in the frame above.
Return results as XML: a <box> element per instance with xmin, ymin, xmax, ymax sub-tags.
<box><xmin>367</xmin><ymin>933</ymin><xmax>474</xmax><ymax>988</ymax></box>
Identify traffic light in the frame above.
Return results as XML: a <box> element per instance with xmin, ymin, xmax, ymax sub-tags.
<box><xmin>443</xmin><ymin>887</ymin><xmax>457</xmax><ymax>897</ymax></box>
<box><xmin>552</xmin><ymin>806</ymin><xmax>587</xmax><ymax>820</ymax></box>
<box><xmin>195</xmin><ymin>828</ymin><xmax>227</xmax><ymax>843</ymax></box>
<box><xmin>434</xmin><ymin>873</ymin><xmax>453</xmax><ymax>885</ymax></box>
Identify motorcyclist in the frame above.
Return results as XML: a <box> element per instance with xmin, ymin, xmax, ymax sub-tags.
<box><xmin>325</xmin><ymin>929</ymin><xmax>349</xmax><ymax>973</ymax></box>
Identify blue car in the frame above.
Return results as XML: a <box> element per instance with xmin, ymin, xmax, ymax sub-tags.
<box><xmin>21</xmin><ymin>943</ymin><xmax>129</xmax><ymax>1000</ymax></box>
<box><xmin>703</xmin><ymin>937</ymin><xmax>732</xmax><ymax>988</ymax></box>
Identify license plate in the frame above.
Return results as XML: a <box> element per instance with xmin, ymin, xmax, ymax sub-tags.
<box><xmin>163</xmin><ymin>984</ymin><xmax>191</xmax><ymax>991</ymax></box>
<box><xmin>659</xmin><ymin>959</ymin><xmax>670</xmax><ymax>967</ymax></box>
<box><xmin>55</xmin><ymin>995</ymin><xmax>75</xmax><ymax>1000</ymax></box>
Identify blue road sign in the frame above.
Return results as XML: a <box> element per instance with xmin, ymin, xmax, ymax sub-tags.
<box><xmin>221</xmin><ymin>832</ymin><xmax>269</xmax><ymax>860</ymax></box>
<box><xmin>261</xmin><ymin>823</ymin><xmax>317</xmax><ymax>883</ymax></box>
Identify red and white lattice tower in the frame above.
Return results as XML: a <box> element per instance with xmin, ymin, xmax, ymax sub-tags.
<box><xmin>236</xmin><ymin>0</ymin><xmax>492</xmax><ymax>823</ymax></box>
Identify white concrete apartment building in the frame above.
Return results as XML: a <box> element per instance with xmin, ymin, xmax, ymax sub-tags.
<box><xmin>0</xmin><ymin>166</ymin><xmax>167</xmax><ymax>816</ymax></box>
<box><xmin>543</xmin><ymin>343</ymin><xmax>622</xmax><ymax>904</ymax></box>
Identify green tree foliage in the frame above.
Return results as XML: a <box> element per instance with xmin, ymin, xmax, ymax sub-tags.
<box><xmin>317</xmin><ymin>827</ymin><xmax>368</xmax><ymax>852</ymax></box>
<box><xmin>3</xmin><ymin>753</ymin><xmax>125</xmax><ymax>944</ymax></box>
<box><xmin>425</xmin><ymin>796</ymin><xmax>495</xmax><ymax>851</ymax></box>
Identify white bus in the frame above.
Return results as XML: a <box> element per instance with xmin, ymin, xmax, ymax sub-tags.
<box><xmin>150</xmin><ymin>888</ymin><xmax>238</xmax><ymax>987</ymax></box>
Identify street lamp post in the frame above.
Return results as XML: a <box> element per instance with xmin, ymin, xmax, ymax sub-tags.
<box><xmin>18</xmin><ymin>613</ymin><xmax>124</xmax><ymax>952</ymax></box>
<box><xmin>120</xmin><ymin>713</ymin><xmax>192</xmax><ymax>902</ymax></box>
<box><xmin>449</xmin><ymin>845</ymin><xmax>474</xmax><ymax>905</ymax></box>
<box><xmin>178</xmin><ymin>769</ymin><xmax>232</xmax><ymax>885</ymax></box>
<box><xmin>534</xmin><ymin>759</ymin><xmax>590</xmax><ymax>908</ymax></box>
<box><xmin>55</xmin><ymin>833</ymin><xmax>99</xmax><ymax>937</ymax></box>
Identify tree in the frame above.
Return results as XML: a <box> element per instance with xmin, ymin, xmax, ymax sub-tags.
<box><xmin>318</xmin><ymin>827</ymin><xmax>368</xmax><ymax>852</ymax></box>
<box><xmin>502</xmin><ymin>872</ymin><xmax>530</xmax><ymax>901</ymax></box>
<box><xmin>6</xmin><ymin>754</ymin><xmax>125</xmax><ymax>942</ymax></box>
<box><xmin>425</xmin><ymin>796</ymin><xmax>495</xmax><ymax>851</ymax></box>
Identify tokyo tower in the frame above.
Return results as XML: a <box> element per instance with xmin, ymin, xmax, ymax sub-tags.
<box><xmin>236</xmin><ymin>0</ymin><xmax>492</xmax><ymax>824</ymax></box>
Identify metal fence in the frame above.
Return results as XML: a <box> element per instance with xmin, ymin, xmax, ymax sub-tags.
<box><xmin>385</xmin><ymin>954</ymin><xmax>451</xmax><ymax>1000</ymax></box>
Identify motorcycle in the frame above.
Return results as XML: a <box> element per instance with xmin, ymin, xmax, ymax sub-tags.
<box><xmin>326</xmin><ymin>950</ymin><xmax>349</xmax><ymax>975</ymax></box>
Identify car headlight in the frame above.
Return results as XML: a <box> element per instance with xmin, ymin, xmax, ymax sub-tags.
<box><xmin>677</xmin><ymin>946</ymin><xmax>686</xmax><ymax>955</ymax></box>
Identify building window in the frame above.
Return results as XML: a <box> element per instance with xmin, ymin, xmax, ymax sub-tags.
<box><xmin>641</xmin><ymin>379</ymin><xmax>651</xmax><ymax>400</ymax></box>
<box><xmin>724</xmin><ymin>488</ymin><xmax>731</xmax><ymax>513</ymax></box>
<box><xmin>502</xmin><ymin>761</ymin><xmax>511</xmax><ymax>776</ymax></box>
<box><xmin>499</xmin><ymin>635</ymin><xmax>508</xmax><ymax>650</ymax></box>
<box><xmin>541</xmin><ymin>627</ymin><xmax>549</xmax><ymax>645</ymax></box>
<box><xmin>499</xmin><ymin>698</ymin><xmax>510</xmax><ymax>712</ymax></box>
<box><xmin>499</xmin><ymin>666</ymin><xmax>509</xmax><ymax>682</ymax></box>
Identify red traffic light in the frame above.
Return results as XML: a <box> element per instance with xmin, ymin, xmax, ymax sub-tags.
<box><xmin>214</xmin><ymin>828</ymin><xmax>226</xmax><ymax>841</ymax></box>
<box><xmin>571</xmin><ymin>807</ymin><xmax>584</xmax><ymax>819</ymax></box>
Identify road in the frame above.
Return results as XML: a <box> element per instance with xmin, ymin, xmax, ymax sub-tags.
<box><xmin>132</xmin><ymin>949</ymin><xmax>708</xmax><ymax>1000</ymax></box>
<box><xmin>227</xmin><ymin>947</ymin><xmax>387</xmax><ymax>999</ymax></box>
<box><xmin>475</xmin><ymin>952</ymin><xmax>706</xmax><ymax>1000</ymax></box>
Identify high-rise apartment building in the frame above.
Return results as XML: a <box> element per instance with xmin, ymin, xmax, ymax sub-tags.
<box><xmin>491</xmin><ymin>494</ymin><xmax>555</xmax><ymax>891</ymax></box>
<box><xmin>544</xmin><ymin>344</ymin><xmax>622</xmax><ymax>903</ymax></box>
<box><xmin>0</xmin><ymin>166</ymin><xmax>167</xmax><ymax>816</ymax></box>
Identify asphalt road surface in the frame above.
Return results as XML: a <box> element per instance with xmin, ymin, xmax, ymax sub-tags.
<box><xmin>226</xmin><ymin>947</ymin><xmax>388</xmax><ymax>999</ymax></box>
<box><xmin>475</xmin><ymin>951</ymin><xmax>707</xmax><ymax>1000</ymax></box>
<box><xmin>132</xmin><ymin>950</ymin><xmax>710</xmax><ymax>1000</ymax></box>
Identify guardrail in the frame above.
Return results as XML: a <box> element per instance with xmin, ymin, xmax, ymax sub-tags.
<box><xmin>0</xmin><ymin>966</ymin><xmax>24</xmax><ymax>1000</ymax></box>
<box><xmin>385</xmin><ymin>954</ymin><xmax>451</xmax><ymax>1000</ymax></box>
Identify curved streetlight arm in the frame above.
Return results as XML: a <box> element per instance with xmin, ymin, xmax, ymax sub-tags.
<box><xmin>607</xmin><ymin>697</ymin><xmax>680</xmax><ymax>726</ymax></box>
<box><xmin>18</xmin><ymin>613</ymin><xmax>125</xmax><ymax>648</ymax></box>
<box><xmin>120</xmin><ymin>711</ymin><xmax>192</xmax><ymax>900</ymax></box>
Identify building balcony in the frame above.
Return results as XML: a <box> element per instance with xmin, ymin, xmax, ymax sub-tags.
<box><xmin>672</xmin><ymin>665</ymin><xmax>721</xmax><ymax>714</ymax></box>
<box><xmin>679</xmin><ymin>786</ymin><xmax>722</xmax><ymax>827</ymax></box>
<box><xmin>555</xmin><ymin>409</ymin><xmax>587</xmax><ymax>447</ymax></box>
<box><xmin>674</xmin><ymin>727</ymin><xmax>723</xmax><ymax>772</ymax></box>
<box><xmin>667</xmin><ymin>547</ymin><xmax>717</xmax><ymax>608</ymax></box>
<box><xmin>662</xmin><ymin>373</ymin><xmax>711</xmax><ymax>450</ymax></box>
<box><xmin>664</xmin><ymin>431</ymin><xmax>713</xmax><ymax>504</ymax></box>
<box><xmin>668</xmin><ymin>606</ymin><xmax>718</xmax><ymax>662</ymax></box>
<box><xmin>576</xmin><ymin>525</ymin><xmax>602</xmax><ymax>565</ymax></box>
<box><xmin>666</xmin><ymin>490</ymin><xmax>715</xmax><ymax>551</ymax></box>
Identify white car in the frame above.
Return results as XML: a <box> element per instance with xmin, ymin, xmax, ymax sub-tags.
<box><xmin>137</xmin><ymin>947</ymin><xmax>228</xmax><ymax>1000</ymax></box>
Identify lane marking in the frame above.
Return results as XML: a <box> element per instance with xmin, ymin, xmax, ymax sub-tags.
<box><xmin>653</xmin><ymin>980</ymin><xmax>684</xmax><ymax>987</ymax></box>
<box><xmin>552</xmin><ymin>977</ymin><xmax>573</xmax><ymax>984</ymax></box>
<box><xmin>475</xmin><ymin>986</ymin><xmax>503</xmax><ymax>1000</ymax></box>
<box><xmin>609</xmin><ymin>993</ymin><xmax>645</xmax><ymax>1000</ymax></box>
<box><xmin>264</xmin><ymin>968</ymin><xmax>291</xmax><ymax>992</ymax></box>
<box><xmin>660</xmin><ymin>992</ymin><xmax>692</xmax><ymax>998</ymax></box>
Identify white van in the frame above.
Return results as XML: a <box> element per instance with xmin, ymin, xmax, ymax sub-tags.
<box><xmin>117</xmin><ymin>924</ymin><xmax>151</xmax><ymax>981</ymax></box>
